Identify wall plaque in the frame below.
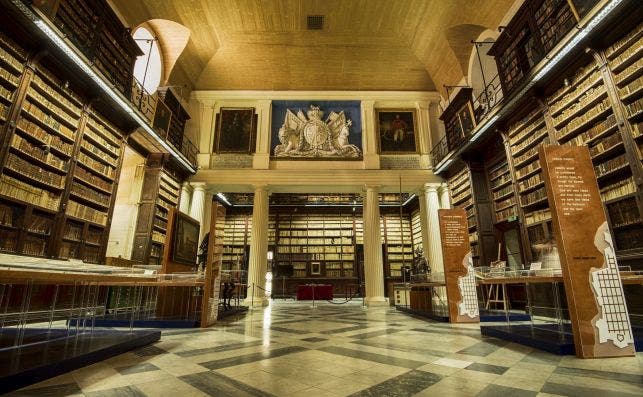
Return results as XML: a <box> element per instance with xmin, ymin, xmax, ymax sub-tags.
<box><xmin>439</xmin><ymin>208</ymin><xmax>479</xmax><ymax>323</ymax></box>
<box><xmin>379</xmin><ymin>156</ymin><xmax>421</xmax><ymax>170</ymax></box>
<box><xmin>539</xmin><ymin>144</ymin><xmax>634</xmax><ymax>358</ymax></box>
<box><xmin>211</xmin><ymin>154</ymin><xmax>253</xmax><ymax>169</ymax></box>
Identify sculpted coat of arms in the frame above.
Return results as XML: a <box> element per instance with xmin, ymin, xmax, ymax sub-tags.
<box><xmin>274</xmin><ymin>105</ymin><xmax>362</xmax><ymax>158</ymax></box>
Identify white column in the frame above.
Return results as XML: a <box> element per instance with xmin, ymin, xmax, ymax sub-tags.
<box><xmin>415</xmin><ymin>101</ymin><xmax>432</xmax><ymax>169</ymax></box>
<box><xmin>363</xmin><ymin>185</ymin><xmax>386</xmax><ymax>306</ymax></box>
<box><xmin>189</xmin><ymin>183</ymin><xmax>207</xmax><ymax>244</ymax></box>
<box><xmin>361</xmin><ymin>100</ymin><xmax>379</xmax><ymax>169</ymax></box>
<box><xmin>197</xmin><ymin>99</ymin><xmax>216</xmax><ymax>169</ymax></box>
<box><xmin>253</xmin><ymin>100</ymin><xmax>272</xmax><ymax>169</ymax></box>
<box><xmin>179</xmin><ymin>182</ymin><xmax>192</xmax><ymax>214</ymax></box>
<box><xmin>439</xmin><ymin>183</ymin><xmax>451</xmax><ymax>209</ymax></box>
<box><xmin>423</xmin><ymin>183</ymin><xmax>444</xmax><ymax>274</ymax></box>
<box><xmin>245</xmin><ymin>185</ymin><xmax>270</xmax><ymax>307</ymax></box>
<box><xmin>417</xmin><ymin>188</ymin><xmax>431</xmax><ymax>260</ymax></box>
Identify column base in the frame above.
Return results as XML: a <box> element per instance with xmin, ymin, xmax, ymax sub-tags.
<box><xmin>364</xmin><ymin>297</ymin><xmax>389</xmax><ymax>307</ymax></box>
<box><xmin>242</xmin><ymin>297</ymin><xmax>269</xmax><ymax>307</ymax></box>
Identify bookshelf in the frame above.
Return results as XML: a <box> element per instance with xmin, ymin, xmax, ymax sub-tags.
<box><xmin>221</xmin><ymin>212</ymin><xmax>250</xmax><ymax>271</ymax></box>
<box><xmin>274</xmin><ymin>211</ymin><xmax>356</xmax><ymax>279</ymax></box>
<box><xmin>38</xmin><ymin>0</ymin><xmax>141</xmax><ymax>98</ymax></box>
<box><xmin>447</xmin><ymin>165</ymin><xmax>484</xmax><ymax>265</ymax></box>
<box><xmin>381</xmin><ymin>213</ymin><xmax>413</xmax><ymax>278</ymax></box>
<box><xmin>0</xmin><ymin>32</ymin><xmax>126</xmax><ymax>263</ymax></box>
<box><xmin>130</xmin><ymin>155</ymin><xmax>181</xmax><ymax>266</ymax></box>
<box><xmin>411</xmin><ymin>207</ymin><xmax>422</xmax><ymax>252</ymax></box>
<box><xmin>604</xmin><ymin>22</ymin><xmax>643</xmax><ymax>256</ymax></box>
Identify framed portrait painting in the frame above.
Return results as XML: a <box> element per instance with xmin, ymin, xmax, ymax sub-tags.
<box><xmin>172</xmin><ymin>212</ymin><xmax>200</xmax><ymax>265</ymax></box>
<box><xmin>376</xmin><ymin>110</ymin><xmax>418</xmax><ymax>154</ymax></box>
<box><xmin>214</xmin><ymin>107</ymin><xmax>256</xmax><ymax>153</ymax></box>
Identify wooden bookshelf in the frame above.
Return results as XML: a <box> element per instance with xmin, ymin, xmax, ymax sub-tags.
<box><xmin>447</xmin><ymin>165</ymin><xmax>482</xmax><ymax>264</ymax></box>
<box><xmin>0</xmin><ymin>33</ymin><xmax>125</xmax><ymax>263</ymax></box>
<box><xmin>382</xmin><ymin>213</ymin><xmax>413</xmax><ymax>278</ymax></box>
<box><xmin>221</xmin><ymin>211</ymin><xmax>250</xmax><ymax>271</ymax></box>
<box><xmin>36</xmin><ymin>0</ymin><xmax>141</xmax><ymax>98</ymax></box>
<box><xmin>130</xmin><ymin>155</ymin><xmax>181</xmax><ymax>266</ymax></box>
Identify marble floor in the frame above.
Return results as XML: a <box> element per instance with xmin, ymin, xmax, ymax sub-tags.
<box><xmin>10</xmin><ymin>300</ymin><xmax>643</xmax><ymax>397</ymax></box>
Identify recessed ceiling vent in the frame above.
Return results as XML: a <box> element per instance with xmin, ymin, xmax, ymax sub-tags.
<box><xmin>307</xmin><ymin>15</ymin><xmax>324</xmax><ymax>30</ymax></box>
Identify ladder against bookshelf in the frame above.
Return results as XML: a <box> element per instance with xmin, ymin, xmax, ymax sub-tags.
<box><xmin>131</xmin><ymin>156</ymin><xmax>181</xmax><ymax>266</ymax></box>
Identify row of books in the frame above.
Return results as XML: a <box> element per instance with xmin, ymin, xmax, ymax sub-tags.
<box><xmin>0</xmin><ymin>174</ymin><xmax>61</xmax><ymax>210</ymax></box>
<box><xmin>518</xmin><ymin>172</ymin><xmax>544</xmax><ymax>193</ymax></box>
<box><xmin>507</xmin><ymin>107</ymin><xmax>540</xmax><ymax>139</ymax></box>
<box><xmin>535</xmin><ymin>0</ymin><xmax>575</xmax><ymax>54</ymax></box>
<box><xmin>15</xmin><ymin>117</ymin><xmax>74</xmax><ymax>156</ymax></box>
<box><xmin>84</xmin><ymin>128</ymin><xmax>120</xmax><ymax>158</ymax></box>
<box><xmin>625</xmin><ymin>96</ymin><xmax>643</xmax><ymax>119</ymax></box>
<box><xmin>495</xmin><ymin>196</ymin><xmax>516</xmax><ymax>213</ymax></box>
<box><xmin>607</xmin><ymin>197</ymin><xmax>641</xmax><ymax>228</ymax></box>
<box><xmin>31</xmin><ymin>74</ymin><xmax>81</xmax><ymax>116</ymax></box>
<box><xmin>520</xmin><ymin>186</ymin><xmax>548</xmax><ymax>207</ymax></box>
<box><xmin>514</xmin><ymin>139</ymin><xmax>548</xmax><ymax>167</ymax></box>
<box><xmin>524</xmin><ymin>208</ymin><xmax>552</xmax><ymax>226</ymax></box>
<box><xmin>11</xmin><ymin>134</ymin><xmax>68</xmax><ymax>172</ymax></box>
<box><xmin>589</xmin><ymin>132</ymin><xmax>623</xmax><ymax>158</ymax></box>
<box><xmin>549</xmin><ymin>69</ymin><xmax>602</xmax><ymax>115</ymax></box>
<box><xmin>0</xmin><ymin>203</ymin><xmax>15</xmax><ymax>227</ymax></box>
<box><xmin>27</xmin><ymin>87</ymin><xmax>78</xmax><ymax>127</ymax></box>
<box><xmin>87</xmin><ymin>114</ymin><xmax>121</xmax><ymax>146</ymax></box>
<box><xmin>496</xmin><ymin>206</ymin><xmax>518</xmax><ymax>222</ymax></box>
<box><xmin>549</xmin><ymin>63</ymin><xmax>597</xmax><ymax>104</ymax></box>
<box><xmin>511</xmin><ymin>125</ymin><xmax>547</xmax><ymax>156</ymax></box>
<box><xmin>0</xmin><ymin>44</ymin><xmax>23</xmax><ymax>73</ymax></box>
<box><xmin>489</xmin><ymin>162</ymin><xmax>509</xmax><ymax>182</ymax></box>
<box><xmin>77</xmin><ymin>149</ymin><xmax>116</xmax><ymax>179</ymax></box>
<box><xmin>618</xmin><ymin>73</ymin><xmax>643</xmax><ymax>100</ymax></box>
<box><xmin>600</xmin><ymin>177</ymin><xmax>637</xmax><ymax>202</ymax></box>
<box><xmin>63</xmin><ymin>222</ymin><xmax>83</xmax><ymax>241</ymax></box>
<box><xmin>564</xmin><ymin>114</ymin><xmax>617</xmax><ymax>146</ymax></box>
<box><xmin>80</xmin><ymin>140</ymin><xmax>117</xmax><ymax>167</ymax></box>
<box><xmin>0</xmin><ymin>230</ymin><xmax>18</xmax><ymax>253</ymax></box>
<box><xmin>152</xmin><ymin>231</ymin><xmax>165</xmax><ymax>244</ymax></box>
<box><xmin>66</xmin><ymin>199</ymin><xmax>107</xmax><ymax>225</ymax></box>
<box><xmin>613</xmin><ymin>56</ymin><xmax>643</xmax><ymax>86</ymax></box>
<box><xmin>71</xmin><ymin>182</ymin><xmax>111</xmax><ymax>208</ymax></box>
<box><xmin>5</xmin><ymin>153</ymin><xmax>65</xmax><ymax>189</ymax></box>
<box><xmin>594</xmin><ymin>153</ymin><xmax>628</xmax><ymax>179</ymax></box>
<box><xmin>22</xmin><ymin>99</ymin><xmax>76</xmax><ymax>140</ymax></box>
<box><xmin>22</xmin><ymin>236</ymin><xmax>47</xmax><ymax>257</ymax></box>
<box><xmin>606</xmin><ymin>22</ymin><xmax>643</xmax><ymax>59</ymax></box>
<box><xmin>0</xmin><ymin>85</ymin><xmax>14</xmax><ymax>103</ymax></box>
<box><xmin>493</xmin><ymin>184</ymin><xmax>514</xmax><ymax>201</ymax></box>
<box><xmin>26</xmin><ymin>214</ymin><xmax>52</xmax><ymax>235</ymax></box>
<box><xmin>553</xmin><ymin>85</ymin><xmax>606</xmax><ymax>127</ymax></box>
<box><xmin>35</xmin><ymin>67</ymin><xmax>82</xmax><ymax>105</ymax></box>
<box><xmin>515</xmin><ymin>161</ymin><xmax>541</xmax><ymax>180</ymax></box>
<box><xmin>74</xmin><ymin>167</ymin><xmax>113</xmax><ymax>193</ymax></box>
<box><xmin>613</xmin><ymin>227</ymin><xmax>643</xmax><ymax>251</ymax></box>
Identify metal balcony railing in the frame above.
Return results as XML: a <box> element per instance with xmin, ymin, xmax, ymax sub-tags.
<box><xmin>130</xmin><ymin>78</ymin><xmax>198</xmax><ymax>169</ymax></box>
<box><xmin>431</xmin><ymin>73</ymin><xmax>505</xmax><ymax>169</ymax></box>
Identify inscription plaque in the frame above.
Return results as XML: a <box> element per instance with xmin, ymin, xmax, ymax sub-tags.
<box><xmin>539</xmin><ymin>145</ymin><xmax>634</xmax><ymax>358</ymax></box>
<box><xmin>439</xmin><ymin>208</ymin><xmax>479</xmax><ymax>323</ymax></box>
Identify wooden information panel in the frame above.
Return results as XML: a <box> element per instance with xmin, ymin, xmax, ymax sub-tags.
<box><xmin>439</xmin><ymin>208</ymin><xmax>479</xmax><ymax>323</ymax></box>
<box><xmin>539</xmin><ymin>145</ymin><xmax>634</xmax><ymax>358</ymax></box>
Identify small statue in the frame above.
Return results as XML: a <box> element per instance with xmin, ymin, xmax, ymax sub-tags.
<box><xmin>412</xmin><ymin>247</ymin><xmax>430</xmax><ymax>278</ymax></box>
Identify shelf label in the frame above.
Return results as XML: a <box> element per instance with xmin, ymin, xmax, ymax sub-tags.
<box><xmin>539</xmin><ymin>144</ymin><xmax>634</xmax><ymax>358</ymax></box>
<box><xmin>439</xmin><ymin>208</ymin><xmax>479</xmax><ymax>323</ymax></box>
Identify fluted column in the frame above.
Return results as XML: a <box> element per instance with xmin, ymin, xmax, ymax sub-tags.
<box><xmin>189</xmin><ymin>183</ymin><xmax>207</xmax><ymax>245</ymax></box>
<box><xmin>363</xmin><ymin>185</ymin><xmax>386</xmax><ymax>306</ymax></box>
<box><xmin>423</xmin><ymin>183</ymin><xmax>444</xmax><ymax>274</ymax></box>
<box><xmin>179</xmin><ymin>182</ymin><xmax>192</xmax><ymax>214</ymax></box>
<box><xmin>245</xmin><ymin>185</ymin><xmax>270</xmax><ymax>307</ymax></box>
<box><xmin>439</xmin><ymin>183</ymin><xmax>451</xmax><ymax>209</ymax></box>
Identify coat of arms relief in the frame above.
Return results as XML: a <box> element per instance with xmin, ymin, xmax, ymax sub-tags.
<box><xmin>274</xmin><ymin>105</ymin><xmax>362</xmax><ymax>158</ymax></box>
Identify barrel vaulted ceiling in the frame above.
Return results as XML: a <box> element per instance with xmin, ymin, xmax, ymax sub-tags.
<box><xmin>111</xmin><ymin>0</ymin><xmax>514</xmax><ymax>93</ymax></box>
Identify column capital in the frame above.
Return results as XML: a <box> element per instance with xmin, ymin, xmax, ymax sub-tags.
<box><xmin>191</xmin><ymin>182</ymin><xmax>207</xmax><ymax>192</ymax></box>
<box><xmin>415</xmin><ymin>100</ymin><xmax>430</xmax><ymax>110</ymax></box>
<box><xmin>422</xmin><ymin>183</ymin><xmax>441</xmax><ymax>193</ymax></box>
<box><xmin>181</xmin><ymin>182</ymin><xmax>193</xmax><ymax>192</ymax></box>
<box><xmin>253</xmin><ymin>184</ymin><xmax>272</xmax><ymax>195</ymax></box>
<box><xmin>363</xmin><ymin>184</ymin><xmax>381</xmax><ymax>192</ymax></box>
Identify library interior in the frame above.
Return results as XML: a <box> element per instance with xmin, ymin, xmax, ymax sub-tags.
<box><xmin>0</xmin><ymin>0</ymin><xmax>642</xmax><ymax>396</ymax></box>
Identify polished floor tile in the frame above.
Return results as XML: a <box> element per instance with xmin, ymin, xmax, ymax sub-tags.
<box><xmin>12</xmin><ymin>300</ymin><xmax>643</xmax><ymax>396</ymax></box>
